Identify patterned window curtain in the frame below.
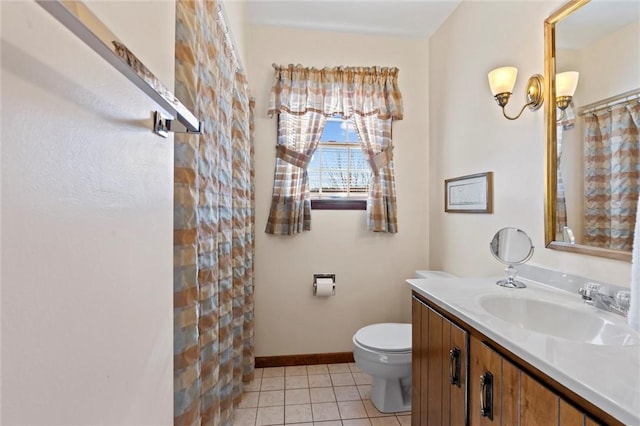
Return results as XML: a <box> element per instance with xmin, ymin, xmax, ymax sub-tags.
<box><xmin>555</xmin><ymin>103</ymin><xmax>575</xmax><ymax>238</ymax></box>
<box><xmin>351</xmin><ymin>114</ymin><xmax>397</xmax><ymax>232</ymax></box>
<box><xmin>266</xmin><ymin>64</ymin><xmax>403</xmax><ymax>235</ymax></box>
<box><xmin>173</xmin><ymin>1</ymin><xmax>255</xmax><ymax>425</ymax></box>
<box><xmin>583</xmin><ymin>102</ymin><xmax>640</xmax><ymax>251</ymax></box>
<box><xmin>265</xmin><ymin>112</ymin><xmax>327</xmax><ymax>235</ymax></box>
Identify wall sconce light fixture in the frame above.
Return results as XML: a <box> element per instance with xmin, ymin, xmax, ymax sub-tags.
<box><xmin>488</xmin><ymin>66</ymin><xmax>544</xmax><ymax>120</ymax></box>
<box><xmin>555</xmin><ymin>71</ymin><xmax>580</xmax><ymax>112</ymax></box>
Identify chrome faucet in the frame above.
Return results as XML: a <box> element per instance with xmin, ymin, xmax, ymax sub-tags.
<box><xmin>579</xmin><ymin>282</ymin><xmax>631</xmax><ymax>317</ymax></box>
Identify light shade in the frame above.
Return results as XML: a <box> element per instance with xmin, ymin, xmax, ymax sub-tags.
<box><xmin>488</xmin><ymin>67</ymin><xmax>518</xmax><ymax>96</ymax></box>
<box><xmin>556</xmin><ymin>71</ymin><xmax>579</xmax><ymax>97</ymax></box>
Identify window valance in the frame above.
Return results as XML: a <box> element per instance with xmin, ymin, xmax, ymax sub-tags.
<box><xmin>268</xmin><ymin>64</ymin><xmax>403</xmax><ymax>120</ymax></box>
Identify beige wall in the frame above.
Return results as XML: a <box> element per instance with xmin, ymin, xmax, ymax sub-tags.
<box><xmin>556</xmin><ymin>49</ymin><xmax>584</xmax><ymax>243</ymax></box>
<box><xmin>578</xmin><ymin>20</ymin><xmax>640</xmax><ymax>105</ymax></box>
<box><xmin>1</xmin><ymin>1</ymin><xmax>174</xmax><ymax>424</ymax></box>
<box><xmin>247</xmin><ymin>25</ymin><xmax>429</xmax><ymax>356</ymax></box>
<box><xmin>429</xmin><ymin>0</ymin><xmax>631</xmax><ymax>286</ymax></box>
<box><xmin>221</xmin><ymin>0</ymin><xmax>249</xmax><ymax>77</ymax></box>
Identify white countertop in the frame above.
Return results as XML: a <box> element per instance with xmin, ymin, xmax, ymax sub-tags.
<box><xmin>406</xmin><ymin>276</ymin><xmax>640</xmax><ymax>425</ymax></box>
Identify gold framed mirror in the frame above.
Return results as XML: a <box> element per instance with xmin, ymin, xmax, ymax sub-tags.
<box><xmin>544</xmin><ymin>0</ymin><xmax>640</xmax><ymax>262</ymax></box>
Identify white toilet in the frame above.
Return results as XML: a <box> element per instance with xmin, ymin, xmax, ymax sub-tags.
<box><xmin>353</xmin><ymin>323</ymin><xmax>412</xmax><ymax>413</ymax></box>
<box><xmin>352</xmin><ymin>270</ymin><xmax>456</xmax><ymax>413</ymax></box>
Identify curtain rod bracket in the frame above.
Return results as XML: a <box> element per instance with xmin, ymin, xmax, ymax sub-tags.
<box><xmin>154</xmin><ymin>111</ymin><xmax>202</xmax><ymax>138</ymax></box>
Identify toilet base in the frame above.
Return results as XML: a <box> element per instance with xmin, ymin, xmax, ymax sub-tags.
<box><xmin>370</xmin><ymin>375</ymin><xmax>412</xmax><ymax>413</ymax></box>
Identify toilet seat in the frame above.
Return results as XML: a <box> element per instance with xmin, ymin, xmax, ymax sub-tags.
<box><xmin>354</xmin><ymin>323</ymin><xmax>411</xmax><ymax>353</ymax></box>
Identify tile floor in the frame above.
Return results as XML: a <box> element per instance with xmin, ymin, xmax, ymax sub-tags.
<box><xmin>234</xmin><ymin>363</ymin><xmax>411</xmax><ymax>426</ymax></box>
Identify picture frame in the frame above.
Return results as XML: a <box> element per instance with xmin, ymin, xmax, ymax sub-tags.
<box><xmin>445</xmin><ymin>172</ymin><xmax>493</xmax><ymax>213</ymax></box>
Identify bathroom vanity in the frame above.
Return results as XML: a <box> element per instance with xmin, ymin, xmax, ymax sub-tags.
<box><xmin>407</xmin><ymin>276</ymin><xmax>639</xmax><ymax>426</ymax></box>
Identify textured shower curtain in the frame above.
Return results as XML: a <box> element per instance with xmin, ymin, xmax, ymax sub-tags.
<box><xmin>173</xmin><ymin>1</ymin><xmax>255</xmax><ymax>425</ymax></box>
<box><xmin>584</xmin><ymin>103</ymin><xmax>640</xmax><ymax>251</ymax></box>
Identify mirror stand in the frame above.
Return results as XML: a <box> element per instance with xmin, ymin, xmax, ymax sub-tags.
<box><xmin>490</xmin><ymin>227</ymin><xmax>535</xmax><ymax>289</ymax></box>
<box><xmin>496</xmin><ymin>264</ymin><xmax>526</xmax><ymax>289</ymax></box>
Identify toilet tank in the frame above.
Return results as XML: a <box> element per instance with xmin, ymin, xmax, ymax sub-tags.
<box><xmin>415</xmin><ymin>270</ymin><xmax>456</xmax><ymax>279</ymax></box>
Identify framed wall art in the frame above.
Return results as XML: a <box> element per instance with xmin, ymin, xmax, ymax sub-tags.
<box><xmin>445</xmin><ymin>172</ymin><xmax>493</xmax><ymax>213</ymax></box>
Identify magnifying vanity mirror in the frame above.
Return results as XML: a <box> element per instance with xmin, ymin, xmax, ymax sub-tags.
<box><xmin>490</xmin><ymin>227</ymin><xmax>534</xmax><ymax>289</ymax></box>
<box><xmin>544</xmin><ymin>0</ymin><xmax>640</xmax><ymax>262</ymax></box>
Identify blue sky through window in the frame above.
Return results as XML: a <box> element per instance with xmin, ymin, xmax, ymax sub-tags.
<box><xmin>321</xmin><ymin>116</ymin><xmax>359</xmax><ymax>142</ymax></box>
<box><xmin>309</xmin><ymin>116</ymin><xmax>371</xmax><ymax>196</ymax></box>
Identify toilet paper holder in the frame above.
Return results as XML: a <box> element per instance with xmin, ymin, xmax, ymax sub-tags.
<box><xmin>313</xmin><ymin>273</ymin><xmax>336</xmax><ymax>296</ymax></box>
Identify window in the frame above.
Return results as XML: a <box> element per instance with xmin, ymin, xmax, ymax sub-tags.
<box><xmin>308</xmin><ymin>116</ymin><xmax>370</xmax><ymax>210</ymax></box>
<box><xmin>266</xmin><ymin>65</ymin><xmax>401</xmax><ymax>234</ymax></box>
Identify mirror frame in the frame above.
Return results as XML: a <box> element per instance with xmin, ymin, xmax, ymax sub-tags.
<box><xmin>543</xmin><ymin>0</ymin><xmax>632</xmax><ymax>262</ymax></box>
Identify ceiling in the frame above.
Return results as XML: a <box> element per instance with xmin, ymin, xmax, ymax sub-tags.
<box><xmin>246</xmin><ymin>0</ymin><xmax>462</xmax><ymax>38</ymax></box>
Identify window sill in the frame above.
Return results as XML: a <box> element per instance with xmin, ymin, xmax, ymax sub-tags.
<box><xmin>311</xmin><ymin>199</ymin><xmax>366</xmax><ymax>210</ymax></box>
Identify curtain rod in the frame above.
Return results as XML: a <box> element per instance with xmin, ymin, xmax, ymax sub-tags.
<box><xmin>578</xmin><ymin>88</ymin><xmax>640</xmax><ymax>116</ymax></box>
<box><xmin>217</xmin><ymin>4</ymin><xmax>244</xmax><ymax>73</ymax></box>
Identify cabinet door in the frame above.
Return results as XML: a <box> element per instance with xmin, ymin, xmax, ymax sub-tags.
<box><xmin>411</xmin><ymin>296</ymin><xmax>423</xmax><ymax>426</ymax></box>
<box><xmin>521</xmin><ymin>370</ymin><xmax>559</xmax><ymax>425</ymax></box>
<box><xmin>502</xmin><ymin>358</ymin><xmax>520</xmax><ymax>425</ymax></box>
<box><xmin>411</xmin><ymin>296</ymin><xmax>433</xmax><ymax>425</ymax></box>
<box><xmin>427</xmin><ymin>308</ymin><xmax>445</xmax><ymax>425</ymax></box>
<box><xmin>449</xmin><ymin>322</ymin><xmax>468</xmax><ymax>426</ymax></box>
<box><xmin>412</xmin><ymin>296</ymin><xmax>468</xmax><ymax>426</ymax></box>
<box><xmin>469</xmin><ymin>336</ymin><xmax>503</xmax><ymax>425</ymax></box>
<box><xmin>560</xmin><ymin>399</ymin><xmax>585</xmax><ymax>425</ymax></box>
<box><xmin>469</xmin><ymin>337</ymin><xmax>562</xmax><ymax>426</ymax></box>
<box><xmin>427</xmin><ymin>305</ymin><xmax>469</xmax><ymax>426</ymax></box>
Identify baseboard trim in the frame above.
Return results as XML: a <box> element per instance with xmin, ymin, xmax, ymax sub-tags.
<box><xmin>255</xmin><ymin>352</ymin><xmax>354</xmax><ymax>368</ymax></box>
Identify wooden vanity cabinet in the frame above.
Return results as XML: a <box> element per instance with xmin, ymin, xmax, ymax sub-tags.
<box><xmin>412</xmin><ymin>292</ymin><xmax>619</xmax><ymax>426</ymax></box>
<box><xmin>468</xmin><ymin>336</ymin><xmax>606</xmax><ymax>426</ymax></box>
<box><xmin>412</xmin><ymin>296</ymin><xmax>468</xmax><ymax>426</ymax></box>
<box><xmin>469</xmin><ymin>335</ymin><xmax>559</xmax><ymax>425</ymax></box>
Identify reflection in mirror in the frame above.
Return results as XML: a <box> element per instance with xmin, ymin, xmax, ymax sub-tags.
<box><xmin>490</xmin><ymin>227</ymin><xmax>534</xmax><ymax>289</ymax></box>
<box><xmin>545</xmin><ymin>0</ymin><xmax>640</xmax><ymax>261</ymax></box>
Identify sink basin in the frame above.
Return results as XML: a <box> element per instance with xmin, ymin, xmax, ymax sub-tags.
<box><xmin>478</xmin><ymin>295</ymin><xmax>639</xmax><ymax>346</ymax></box>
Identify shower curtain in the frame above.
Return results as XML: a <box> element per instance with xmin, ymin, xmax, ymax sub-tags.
<box><xmin>583</xmin><ymin>103</ymin><xmax>640</xmax><ymax>251</ymax></box>
<box><xmin>173</xmin><ymin>1</ymin><xmax>255</xmax><ymax>424</ymax></box>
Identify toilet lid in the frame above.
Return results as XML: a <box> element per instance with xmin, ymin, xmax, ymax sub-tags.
<box><xmin>354</xmin><ymin>323</ymin><xmax>411</xmax><ymax>353</ymax></box>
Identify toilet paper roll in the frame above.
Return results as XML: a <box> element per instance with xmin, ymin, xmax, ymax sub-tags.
<box><xmin>315</xmin><ymin>278</ymin><xmax>334</xmax><ymax>296</ymax></box>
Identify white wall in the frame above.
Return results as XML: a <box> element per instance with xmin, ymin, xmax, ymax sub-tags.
<box><xmin>1</xmin><ymin>1</ymin><xmax>174</xmax><ymax>424</ymax></box>
<box><xmin>429</xmin><ymin>0</ymin><xmax>631</xmax><ymax>286</ymax></box>
<box><xmin>247</xmin><ymin>25</ymin><xmax>429</xmax><ymax>356</ymax></box>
